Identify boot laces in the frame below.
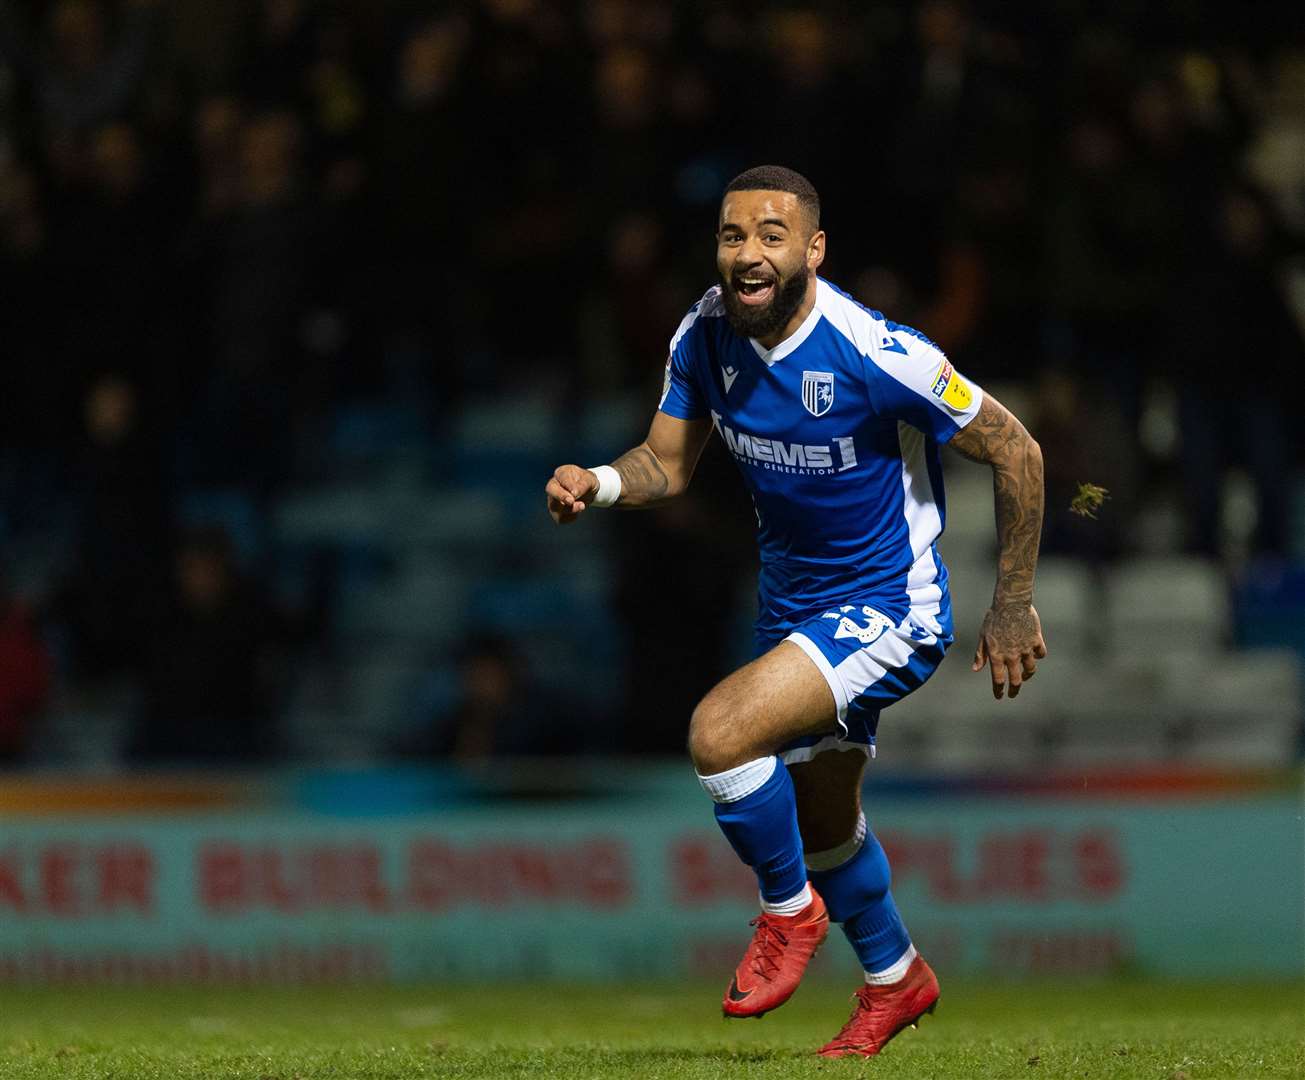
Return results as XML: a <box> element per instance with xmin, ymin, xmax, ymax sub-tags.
<box><xmin>747</xmin><ymin>915</ymin><xmax>790</xmax><ymax>980</ymax></box>
<box><xmin>829</xmin><ymin>985</ymin><xmax>892</xmax><ymax>1046</ymax></box>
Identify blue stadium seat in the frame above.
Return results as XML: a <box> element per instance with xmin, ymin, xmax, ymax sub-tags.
<box><xmin>1235</xmin><ymin>560</ymin><xmax>1305</xmax><ymax>658</ymax></box>
<box><xmin>450</xmin><ymin>398</ymin><xmax>561</xmax><ymax>487</ymax></box>
<box><xmin>329</xmin><ymin>402</ymin><xmax>429</xmax><ymax>465</ymax></box>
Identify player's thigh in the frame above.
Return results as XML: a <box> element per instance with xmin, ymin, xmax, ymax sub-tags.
<box><xmin>790</xmin><ymin>748</ymin><xmax>867</xmax><ymax>853</ymax></box>
<box><xmin>688</xmin><ymin>641</ymin><xmax>836</xmax><ymax>772</ymax></box>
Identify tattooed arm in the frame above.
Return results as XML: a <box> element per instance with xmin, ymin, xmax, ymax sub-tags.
<box><xmin>545</xmin><ymin>412</ymin><xmax>714</xmax><ymax>523</ymax></box>
<box><xmin>947</xmin><ymin>393</ymin><xmax>1048</xmax><ymax>699</ymax></box>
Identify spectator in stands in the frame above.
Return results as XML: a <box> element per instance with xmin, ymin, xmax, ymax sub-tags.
<box><xmin>0</xmin><ymin>158</ymin><xmax>54</xmax><ymax>461</ymax></box>
<box><xmin>1166</xmin><ymin>183</ymin><xmax>1303</xmax><ymax>558</ymax></box>
<box><xmin>190</xmin><ymin>109</ymin><xmax>309</xmax><ymax>491</ymax></box>
<box><xmin>366</xmin><ymin>14</ymin><xmax>472</xmax><ymax>411</ymax></box>
<box><xmin>1045</xmin><ymin>110</ymin><xmax>1156</xmax><ymax>428</ymax></box>
<box><xmin>1029</xmin><ymin>367</ymin><xmax>1137</xmax><ymax>562</ymax></box>
<box><xmin>191</xmin><ymin>95</ymin><xmax>245</xmax><ymax>221</ymax></box>
<box><xmin>0</xmin><ymin>574</ymin><xmax>52</xmax><ymax>763</ymax></box>
<box><xmin>612</xmin><ymin>441</ymin><xmax>756</xmax><ymax>754</ymax></box>
<box><xmin>0</xmin><ymin>0</ymin><xmax>157</xmax><ymax>140</ymax></box>
<box><xmin>131</xmin><ymin>526</ymin><xmax>280</xmax><ymax>762</ymax></box>
<box><xmin>578</xmin><ymin>212</ymin><xmax>690</xmax><ymax>395</ymax></box>
<box><xmin>234</xmin><ymin>0</ymin><xmax>317</xmax><ymax>109</ymax></box>
<box><xmin>54</xmin><ymin>373</ymin><xmax>169</xmax><ymax>682</ymax></box>
<box><xmin>0</xmin><ymin>2</ymin><xmax>1301</xmax><ymax>765</ymax></box>
<box><xmin>55</xmin><ymin>120</ymin><xmax>176</xmax><ymax>389</ymax></box>
<box><xmin>405</xmin><ymin>635</ymin><xmax>589</xmax><ymax>761</ymax></box>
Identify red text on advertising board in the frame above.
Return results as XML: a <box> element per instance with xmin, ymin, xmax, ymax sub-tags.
<box><xmin>198</xmin><ymin>837</ymin><xmax>631</xmax><ymax>914</ymax></box>
<box><xmin>0</xmin><ymin>843</ymin><xmax>155</xmax><ymax>916</ymax></box>
<box><xmin>670</xmin><ymin>826</ymin><xmax>1124</xmax><ymax>906</ymax></box>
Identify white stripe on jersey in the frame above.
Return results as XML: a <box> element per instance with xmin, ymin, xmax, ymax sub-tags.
<box><xmin>660</xmin><ymin>287</ymin><xmax>725</xmax><ymax>409</ymax></box>
<box><xmin>669</xmin><ymin>286</ymin><xmax>725</xmax><ymax>356</ymax></box>
<box><xmin>814</xmin><ymin>279</ymin><xmax>881</xmax><ymax>359</ymax></box>
<box><xmin>896</xmin><ymin>421</ymin><xmax>945</xmax><ymax>619</ymax></box>
<box><xmin>815</xmin><ymin>279</ymin><xmax>984</xmax><ymax>424</ymax></box>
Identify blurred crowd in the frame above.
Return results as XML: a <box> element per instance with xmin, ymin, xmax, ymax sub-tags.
<box><xmin>0</xmin><ymin>0</ymin><xmax>1302</xmax><ymax>764</ymax></box>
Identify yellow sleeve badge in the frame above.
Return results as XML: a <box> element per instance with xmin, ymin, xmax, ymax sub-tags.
<box><xmin>942</xmin><ymin>370</ymin><xmax>972</xmax><ymax>411</ymax></box>
<box><xmin>930</xmin><ymin>359</ymin><xmax>973</xmax><ymax>412</ymax></box>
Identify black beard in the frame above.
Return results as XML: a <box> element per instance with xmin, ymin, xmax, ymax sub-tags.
<box><xmin>719</xmin><ymin>269</ymin><xmax>811</xmax><ymax>340</ymax></box>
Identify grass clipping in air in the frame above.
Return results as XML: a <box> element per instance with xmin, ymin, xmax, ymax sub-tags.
<box><xmin>1070</xmin><ymin>482</ymin><xmax>1109</xmax><ymax>520</ymax></box>
<box><xmin>0</xmin><ymin>981</ymin><xmax>1302</xmax><ymax>1079</ymax></box>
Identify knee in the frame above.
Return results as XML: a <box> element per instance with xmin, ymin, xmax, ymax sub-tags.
<box><xmin>688</xmin><ymin>693</ymin><xmax>758</xmax><ymax>775</ymax></box>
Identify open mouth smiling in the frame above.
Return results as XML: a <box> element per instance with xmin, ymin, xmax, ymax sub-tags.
<box><xmin>733</xmin><ymin>273</ymin><xmax>776</xmax><ymax>306</ymax></box>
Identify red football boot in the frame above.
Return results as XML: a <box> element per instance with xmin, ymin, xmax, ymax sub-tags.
<box><xmin>817</xmin><ymin>953</ymin><xmax>940</xmax><ymax>1057</ymax></box>
<box><xmin>721</xmin><ymin>889</ymin><xmax>829</xmax><ymax>1019</ymax></box>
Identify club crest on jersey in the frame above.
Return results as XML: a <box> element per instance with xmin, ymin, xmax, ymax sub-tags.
<box><xmin>801</xmin><ymin>370</ymin><xmax>834</xmax><ymax>417</ymax></box>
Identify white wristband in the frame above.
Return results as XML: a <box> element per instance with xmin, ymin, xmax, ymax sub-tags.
<box><xmin>588</xmin><ymin>465</ymin><xmax>622</xmax><ymax>508</ymax></box>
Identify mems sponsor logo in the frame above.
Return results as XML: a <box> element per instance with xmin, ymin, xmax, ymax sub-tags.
<box><xmin>711</xmin><ymin>411</ymin><xmax>857</xmax><ymax>475</ymax></box>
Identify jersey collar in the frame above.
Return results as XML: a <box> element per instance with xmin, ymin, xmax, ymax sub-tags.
<box><xmin>749</xmin><ymin>294</ymin><xmax>823</xmax><ymax>366</ymax></box>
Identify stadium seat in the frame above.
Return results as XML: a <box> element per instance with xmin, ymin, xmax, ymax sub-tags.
<box><xmin>1104</xmin><ymin>556</ymin><xmax>1231</xmax><ymax>657</ymax></box>
<box><xmin>451</xmin><ymin>397</ymin><xmax>562</xmax><ymax>488</ymax></box>
<box><xmin>936</xmin><ymin>552</ymin><xmax>1095</xmax><ymax>660</ymax></box>
<box><xmin>335</xmin><ymin>561</ymin><xmax>468</xmax><ymax>646</ymax></box>
<box><xmin>1158</xmin><ymin>650</ymin><xmax>1302</xmax><ymax>764</ymax></box>
<box><xmin>938</xmin><ymin>459</ymin><xmax>995</xmax><ymax>548</ymax></box>
<box><xmin>935</xmin><ymin>551</ymin><xmax>993</xmax><ymax>645</ymax></box>
<box><xmin>1235</xmin><ymin>560</ymin><xmax>1305</xmax><ymax>659</ymax></box>
<box><xmin>275</xmin><ymin>486</ymin><xmax>395</xmax><ymax>545</ymax></box>
<box><xmin>575</xmin><ymin>392</ymin><xmax>647</xmax><ymax>464</ymax></box>
<box><xmin>329</xmin><ymin>403</ymin><xmax>429</xmax><ymax>468</ymax></box>
<box><xmin>1031</xmin><ymin>556</ymin><xmax>1097</xmax><ymax>657</ymax></box>
<box><xmin>402</xmin><ymin>490</ymin><xmax>511</xmax><ymax>550</ymax></box>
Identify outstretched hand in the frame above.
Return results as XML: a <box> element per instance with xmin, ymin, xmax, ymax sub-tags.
<box><xmin>973</xmin><ymin>603</ymin><xmax>1047</xmax><ymax>699</ymax></box>
<box><xmin>545</xmin><ymin>465</ymin><xmax>600</xmax><ymax>524</ymax></box>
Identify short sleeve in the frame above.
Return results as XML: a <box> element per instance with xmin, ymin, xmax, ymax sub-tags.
<box><xmin>866</xmin><ymin>328</ymin><xmax>983</xmax><ymax>442</ymax></box>
<box><xmin>656</xmin><ymin>307</ymin><xmax>708</xmax><ymax>420</ymax></box>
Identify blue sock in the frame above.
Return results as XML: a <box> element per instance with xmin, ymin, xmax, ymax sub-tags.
<box><xmin>808</xmin><ymin>821</ymin><xmax>911</xmax><ymax>973</ymax></box>
<box><xmin>701</xmin><ymin>757</ymin><xmax>807</xmax><ymax>904</ymax></box>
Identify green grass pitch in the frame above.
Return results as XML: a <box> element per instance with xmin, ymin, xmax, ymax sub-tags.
<box><xmin>1</xmin><ymin>980</ymin><xmax>1301</xmax><ymax>1078</ymax></box>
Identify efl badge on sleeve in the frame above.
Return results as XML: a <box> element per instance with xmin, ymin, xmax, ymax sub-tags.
<box><xmin>930</xmin><ymin>360</ymin><xmax>954</xmax><ymax>398</ymax></box>
<box><xmin>942</xmin><ymin>370</ymin><xmax>972</xmax><ymax>411</ymax></box>
<box><xmin>801</xmin><ymin>370</ymin><xmax>834</xmax><ymax>417</ymax></box>
<box><xmin>931</xmin><ymin>359</ymin><xmax>973</xmax><ymax>413</ymax></box>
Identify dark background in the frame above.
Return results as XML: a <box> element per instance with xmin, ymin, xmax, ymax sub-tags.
<box><xmin>0</xmin><ymin>0</ymin><xmax>1302</xmax><ymax>768</ymax></box>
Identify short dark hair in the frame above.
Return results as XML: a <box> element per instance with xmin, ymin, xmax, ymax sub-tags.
<box><xmin>724</xmin><ymin>165</ymin><xmax>820</xmax><ymax>229</ymax></box>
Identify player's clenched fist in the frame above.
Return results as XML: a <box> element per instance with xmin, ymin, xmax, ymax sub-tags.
<box><xmin>546</xmin><ymin>465</ymin><xmax>599</xmax><ymax>524</ymax></box>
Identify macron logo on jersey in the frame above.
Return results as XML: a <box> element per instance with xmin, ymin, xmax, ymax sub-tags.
<box><xmin>722</xmin><ymin>365</ymin><xmax>739</xmax><ymax>394</ymax></box>
<box><xmin>711</xmin><ymin>411</ymin><xmax>858</xmax><ymax>476</ymax></box>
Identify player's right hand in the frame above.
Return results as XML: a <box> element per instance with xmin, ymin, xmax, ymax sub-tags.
<box><xmin>545</xmin><ymin>465</ymin><xmax>600</xmax><ymax>524</ymax></box>
<box><xmin>972</xmin><ymin>601</ymin><xmax>1047</xmax><ymax>700</ymax></box>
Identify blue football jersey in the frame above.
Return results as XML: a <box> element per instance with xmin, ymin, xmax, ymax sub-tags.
<box><xmin>658</xmin><ymin>277</ymin><xmax>984</xmax><ymax>638</ymax></box>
